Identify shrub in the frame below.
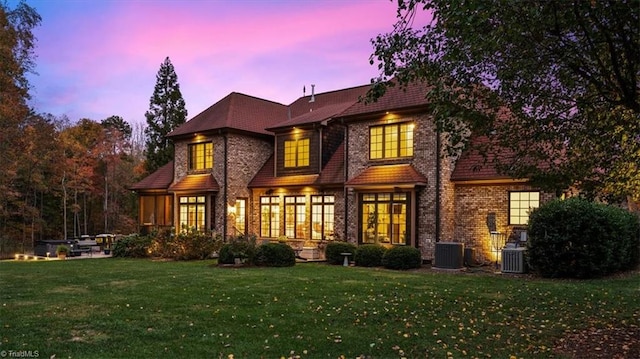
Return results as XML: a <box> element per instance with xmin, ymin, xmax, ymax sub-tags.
<box><xmin>527</xmin><ymin>197</ymin><xmax>640</xmax><ymax>278</ymax></box>
<box><xmin>382</xmin><ymin>246</ymin><xmax>422</xmax><ymax>270</ymax></box>
<box><xmin>218</xmin><ymin>234</ymin><xmax>257</xmax><ymax>265</ymax></box>
<box><xmin>112</xmin><ymin>234</ymin><xmax>151</xmax><ymax>258</ymax></box>
<box><xmin>324</xmin><ymin>241</ymin><xmax>357</xmax><ymax>265</ymax></box>
<box><xmin>354</xmin><ymin>244</ymin><xmax>387</xmax><ymax>267</ymax></box>
<box><xmin>146</xmin><ymin>229</ymin><xmax>223</xmax><ymax>260</ymax></box>
<box><xmin>254</xmin><ymin>243</ymin><xmax>296</xmax><ymax>267</ymax></box>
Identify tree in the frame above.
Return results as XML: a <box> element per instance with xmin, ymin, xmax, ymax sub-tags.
<box><xmin>144</xmin><ymin>56</ymin><xmax>187</xmax><ymax>173</ymax></box>
<box><xmin>368</xmin><ymin>0</ymin><xmax>639</xmax><ymax>202</ymax></box>
<box><xmin>0</xmin><ymin>0</ymin><xmax>41</xmax><ymax>254</ymax></box>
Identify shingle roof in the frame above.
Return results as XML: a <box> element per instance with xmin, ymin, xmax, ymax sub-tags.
<box><xmin>267</xmin><ymin>85</ymin><xmax>370</xmax><ymax>131</ymax></box>
<box><xmin>129</xmin><ymin>161</ymin><xmax>174</xmax><ymax>191</ymax></box>
<box><xmin>316</xmin><ymin>142</ymin><xmax>345</xmax><ymax>185</ymax></box>
<box><xmin>340</xmin><ymin>80</ymin><xmax>431</xmax><ymax>118</ymax></box>
<box><xmin>168</xmin><ymin>174</ymin><xmax>219</xmax><ymax>192</ymax></box>
<box><xmin>346</xmin><ymin>164</ymin><xmax>428</xmax><ymax>187</ymax></box>
<box><xmin>288</xmin><ymin>85</ymin><xmax>370</xmax><ymax>119</ymax></box>
<box><xmin>450</xmin><ymin>135</ymin><xmax>515</xmax><ymax>182</ymax></box>
<box><xmin>248</xmin><ymin>142</ymin><xmax>345</xmax><ymax>188</ymax></box>
<box><xmin>167</xmin><ymin>92</ymin><xmax>288</xmax><ymax>138</ymax></box>
<box><xmin>248</xmin><ymin>155</ymin><xmax>319</xmax><ymax>188</ymax></box>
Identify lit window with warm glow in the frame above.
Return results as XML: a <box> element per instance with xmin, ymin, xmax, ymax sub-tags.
<box><xmin>260</xmin><ymin>196</ymin><xmax>280</xmax><ymax>237</ymax></box>
<box><xmin>285</xmin><ymin>196</ymin><xmax>306</xmax><ymax>238</ymax></box>
<box><xmin>179</xmin><ymin>196</ymin><xmax>206</xmax><ymax>231</ymax></box>
<box><xmin>311</xmin><ymin>195</ymin><xmax>334</xmax><ymax>240</ymax></box>
<box><xmin>370</xmin><ymin>122</ymin><xmax>414</xmax><ymax>159</ymax></box>
<box><xmin>188</xmin><ymin>142</ymin><xmax>213</xmax><ymax>170</ymax></box>
<box><xmin>509</xmin><ymin>191</ymin><xmax>540</xmax><ymax>225</ymax></box>
<box><xmin>361</xmin><ymin>193</ymin><xmax>408</xmax><ymax>245</ymax></box>
<box><xmin>284</xmin><ymin>138</ymin><xmax>310</xmax><ymax>167</ymax></box>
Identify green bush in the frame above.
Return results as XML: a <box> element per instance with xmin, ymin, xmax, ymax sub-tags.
<box><xmin>218</xmin><ymin>235</ymin><xmax>257</xmax><ymax>265</ymax></box>
<box><xmin>354</xmin><ymin>244</ymin><xmax>387</xmax><ymax>267</ymax></box>
<box><xmin>324</xmin><ymin>241</ymin><xmax>357</xmax><ymax>265</ymax></box>
<box><xmin>382</xmin><ymin>246</ymin><xmax>422</xmax><ymax>270</ymax></box>
<box><xmin>112</xmin><ymin>234</ymin><xmax>151</xmax><ymax>258</ymax></box>
<box><xmin>527</xmin><ymin>197</ymin><xmax>640</xmax><ymax>278</ymax></box>
<box><xmin>146</xmin><ymin>228</ymin><xmax>223</xmax><ymax>260</ymax></box>
<box><xmin>254</xmin><ymin>243</ymin><xmax>296</xmax><ymax>267</ymax></box>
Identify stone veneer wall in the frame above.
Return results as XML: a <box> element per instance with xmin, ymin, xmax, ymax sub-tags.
<box><xmin>346</xmin><ymin>113</ymin><xmax>446</xmax><ymax>260</ymax></box>
<box><xmin>453</xmin><ymin>183</ymin><xmax>555</xmax><ymax>263</ymax></box>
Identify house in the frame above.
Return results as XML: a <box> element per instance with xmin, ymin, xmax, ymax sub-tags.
<box><xmin>131</xmin><ymin>82</ymin><xmax>554</xmax><ymax>262</ymax></box>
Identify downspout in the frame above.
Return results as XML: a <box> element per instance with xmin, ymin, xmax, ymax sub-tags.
<box><xmin>435</xmin><ymin>129</ymin><xmax>441</xmax><ymax>243</ymax></box>
<box><xmin>343</xmin><ymin>121</ymin><xmax>349</xmax><ymax>242</ymax></box>
<box><xmin>223</xmin><ymin>132</ymin><xmax>228</xmax><ymax>240</ymax></box>
<box><xmin>319</xmin><ymin>127</ymin><xmax>323</xmax><ymax>173</ymax></box>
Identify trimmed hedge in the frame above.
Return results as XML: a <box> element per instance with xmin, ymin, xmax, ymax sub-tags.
<box><xmin>254</xmin><ymin>243</ymin><xmax>296</xmax><ymax>267</ymax></box>
<box><xmin>527</xmin><ymin>197</ymin><xmax>640</xmax><ymax>278</ymax></box>
<box><xmin>354</xmin><ymin>244</ymin><xmax>387</xmax><ymax>267</ymax></box>
<box><xmin>382</xmin><ymin>246</ymin><xmax>422</xmax><ymax>270</ymax></box>
<box><xmin>325</xmin><ymin>241</ymin><xmax>357</xmax><ymax>265</ymax></box>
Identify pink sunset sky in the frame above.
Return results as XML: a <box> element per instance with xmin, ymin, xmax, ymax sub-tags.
<box><xmin>18</xmin><ymin>0</ymin><xmax>430</xmax><ymax>125</ymax></box>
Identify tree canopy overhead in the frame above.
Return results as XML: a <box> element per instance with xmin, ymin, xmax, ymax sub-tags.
<box><xmin>368</xmin><ymin>0</ymin><xmax>639</xmax><ymax>201</ymax></box>
<box><xmin>144</xmin><ymin>56</ymin><xmax>187</xmax><ymax>174</ymax></box>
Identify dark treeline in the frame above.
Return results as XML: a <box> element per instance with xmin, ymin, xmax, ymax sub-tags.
<box><xmin>1</xmin><ymin>113</ymin><xmax>147</xmax><ymax>255</ymax></box>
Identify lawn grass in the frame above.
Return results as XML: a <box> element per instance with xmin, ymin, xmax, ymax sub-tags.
<box><xmin>0</xmin><ymin>259</ymin><xmax>638</xmax><ymax>358</ymax></box>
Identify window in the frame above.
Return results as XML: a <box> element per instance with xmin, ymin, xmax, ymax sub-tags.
<box><xmin>311</xmin><ymin>195</ymin><xmax>335</xmax><ymax>240</ymax></box>
<box><xmin>232</xmin><ymin>199</ymin><xmax>247</xmax><ymax>236</ymax></box>
<box><xmin>361</xmin><ymin>193</ymin><xmax>408</xmax><ymax>245</ymax></box>
<box><xmin>139</xmin><ymin>195</ymin><xmax>172</xmax><ymax>226</ymax></box>
<box><xmin>188</xmin><ymin>142</ymin><xmax>213</xmax><ymax>170</ymax></box>
<box><xmin>284</xmin><ymin>138</ymin><xmax>310</xmax><ymax>167</ymax></box>
<box><xmin>285</xmin><ymin>196</ymin><xmax>306</xmax><ymax>238</ymax></box>
<box><xmin>260</xmin><ymin>196</ymin><xmax>280</xmax><ymax>237</ymax></box>
<box><xmin>509</xmin><ymin>191</ymin><xmax>540</xmax><ymax>225</ymax></box>
<box><xmin>179</xmin><ymin>196</ymin><xmax>206</xmax><ymax>231</ymax></box>
<box><xmin>370</xmin><ymin>123</ymin><xmax>414</xmax><ymax>159</ymax></box>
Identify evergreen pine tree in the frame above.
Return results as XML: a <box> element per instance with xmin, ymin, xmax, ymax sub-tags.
<box><xmin>144</xmin><ymin>56</ymin><xmax>187</xmax><ymax>173</ymax></box>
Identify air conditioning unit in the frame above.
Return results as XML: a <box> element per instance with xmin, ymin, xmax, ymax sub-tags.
<box><xmin>434</xmin><ymin>242</ymin><xmax>464</xmax><ymax>269</ymax></box>
<box><xmin>501</xmin><ymin>247</ymin><xmax>527</xmax><ymax>273</ymax></box>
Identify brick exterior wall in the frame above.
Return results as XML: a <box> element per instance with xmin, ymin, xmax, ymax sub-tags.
<box><xmin>345</xmin><ymin>113</ymin><xmax>451</xmax><ymax>260</ymax></box>
<box><xmin>172</xmin><ymin>133</ymin><xmax>272</xmax><ymax>235</ymax></box>
<box><xmin>453</xmin><ymin>183</ymin><xmax>555</xmax><ymax>263</ymax></box>
<box><xmin>222</xmin><ymin>134</ymin><xmax>273</xmax><ymax>236</ymax></box>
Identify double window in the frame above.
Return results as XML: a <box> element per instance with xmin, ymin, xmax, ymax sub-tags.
<box><xmin>188</xmin><ymin>142</ymin><xmax>213</xmax><ymax>171</ymax></box>
<box><xmin>509</xmin><ymin>191</ymin><xmax>540</xmax><ymax>225</ymax></box>
<box><xmin>361</xmin><ymin>193</ymin><xmax>409</xmax><ymax>245</ymax></box>
<box><xmin>179</xmin><ymin>196</ymin><xmax>206</xmax><ymax>231</ymax></box>
<box><xmin>284</xmin><ymin>138</ymin><xmax>310</xmax><ymax>167</ymax></box>
<box><xmin>370</xmin><ymin>122</ymin><xmax>414</xmax><ymax>159</ymax></box>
